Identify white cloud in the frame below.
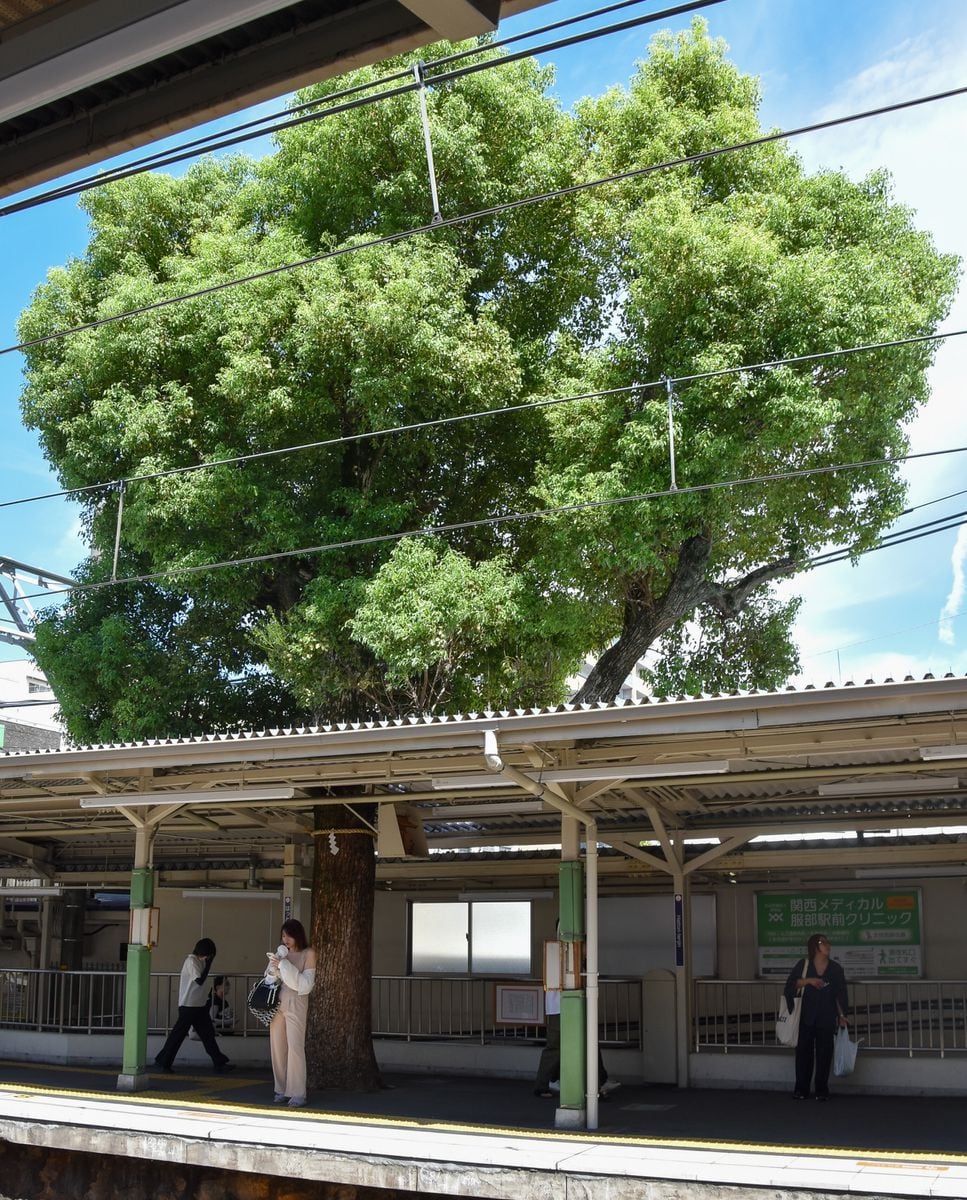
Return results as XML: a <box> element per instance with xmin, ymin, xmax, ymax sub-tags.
<box><xmin>939</xmin><ymin>524</ymin><xmax>967</xmax><ymax>645</ymax></box>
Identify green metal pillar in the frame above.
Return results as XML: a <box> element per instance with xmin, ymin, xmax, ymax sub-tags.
<box><xmin>121</xmin><ymin>943</ymin><xmax>152</xmax><ymax>1078</ymax></box>
<box><xmin>557</xmin><ymin>858</ymin><xmax>586</xmax><ymax>1116</ymax></box>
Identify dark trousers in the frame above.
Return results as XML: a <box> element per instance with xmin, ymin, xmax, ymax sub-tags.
<box><xmin>795</xmin><ymin>1023</ymin><xmax>834</xmax><ymax>1097</ymax></box>
<box><xmin>535</xmin><ymin>1013</ymin><xmax>608</xmax><ymax>1088</ymax></box>
<box><xmin>155</xmin><ymin>1004</ymin><xmax>229</xmax><ymax>1069</ymax></box>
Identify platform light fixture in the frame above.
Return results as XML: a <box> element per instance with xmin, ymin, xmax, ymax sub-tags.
<box><xmin>816</xmin><ymin>777</ymin><xmax>959</xmax><ymax>797</ymax></box>
<box><xmin>430</xmin><ymin>760</ymin><xmax>730</xmax><ymax>790</ymax></box>
<box><xmin>181</xmin><ymin>889</ymin><xmax>282</xmax><ymax>900</ymax></box>
<box><xmin>79</xmin><ymin>786</ymin><xmax>296</xmax><ymax>809</ymax></box>
<box><xmin>427</xmin><ymin>800</ymin><xmax>547</xmax><ymax>819</ymax></box>
<box><xmin>920</xmin><ymin>745</ymin><xmax>967</xmax><ymax>761</ymax></box>
<box><xmin>0</xmin><ymin>886</ymin><xmax>62</xmax><ymax>896</ymax></box>
<box><xmin>854</xmin><ymin>866</ymin><xmax>967</xmax><ymax>879</ymax></box>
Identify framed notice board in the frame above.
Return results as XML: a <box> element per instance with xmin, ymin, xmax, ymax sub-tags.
<box><xmin>495</xmin><ymin>984</ymin><xmax>544</xmax><ymax>1025</ymax></box>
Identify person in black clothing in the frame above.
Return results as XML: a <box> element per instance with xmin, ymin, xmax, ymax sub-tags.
<box><xmin>784</xmin><ymin>932</ymin><xmax>848</xmax><ymax>1101</ymax></box>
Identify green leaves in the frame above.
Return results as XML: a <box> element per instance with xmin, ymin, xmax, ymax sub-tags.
<box><xmin>18</xmin><ymin>22</ymin><xmax>960</xmax><ymax>735</ymax></box>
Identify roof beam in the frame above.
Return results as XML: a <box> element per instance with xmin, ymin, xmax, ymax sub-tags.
<box><xmin>712</xmin><ymin>841</ymin><xmax>967</xmax><ymax>872</ymax></box>
<box><xmin>0</xmin><ymin>837</ymin><xmax>52</xmax><ymax>876</ymax></box>
<box><xmin>398</xmin><ymin>1</ymin><xmax>500</xmax><ymax>38</ymax></box>
<box><xmin>682</xmin><ymin>834</ymin><xmax>751</xmax><ymax>876</ymax></box>
<box><xmin>1</xmin><ymin>1</ymin><xmax>431</xmax><ymax>198</ymax></box>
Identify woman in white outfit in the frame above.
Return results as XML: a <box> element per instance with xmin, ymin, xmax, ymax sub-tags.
<box><xmin>266</xmin><ymin>918</ymin><xmax>317</xmax><ymax>1107</ymax></box>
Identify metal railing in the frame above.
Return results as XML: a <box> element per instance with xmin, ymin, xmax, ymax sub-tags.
<box><xmin>372</xmin><ymin>975</ymin><xmax>641</xmax><ymax>1045</ymax></box>
<box><xmin>0</xmin><ymin>968</ymin><xmax>641</xmax><ymax>1048</ymax></box>
<box><xmin>0</xmin><ymin>969</ymin><xmax>126</xmax><ymax>1033</ymax></box>
<box><xmin>694</xmin><ymin>979</ymin><xmax>967</xmax><ymax>1055</ymax></box>
<box><xmin>0</xmin><ymin>969</ymin><xmax>268</xmax><ymax>1037</ymax></box>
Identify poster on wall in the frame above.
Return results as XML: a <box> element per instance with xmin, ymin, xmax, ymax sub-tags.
<box><xmin>755</xmin><ymin>889</ymin><xmax>922</xmax><ymax>978</ymax></box>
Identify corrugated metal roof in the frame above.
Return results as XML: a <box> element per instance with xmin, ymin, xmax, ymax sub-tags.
<box><xmin>1</xmin><ymin>673</ymin><xmax>966</xmax><ymax>886</ymax></box>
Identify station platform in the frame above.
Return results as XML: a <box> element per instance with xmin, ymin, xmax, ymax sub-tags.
<box><xmin>0</xmin><ymin>1060</ymin><xmax>965</xmax><ymax>1198</ymax></box>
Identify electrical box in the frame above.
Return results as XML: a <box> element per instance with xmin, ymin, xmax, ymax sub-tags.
<box><xmin>544</xmin><ymin>939</ymin><xmax>585</xmax><ymax>991</ymax></box>
<box><xmin>128</xmin><ymin>906</ymin><xmax>160</xmax><ymax>948</ymax></box>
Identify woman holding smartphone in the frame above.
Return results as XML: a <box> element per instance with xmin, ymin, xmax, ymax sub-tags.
<box><xmin>265</xmin><ymin>918</ymin><xmax>317</xmax><ymax>1107</ymax></box>
<box><xmin>784</xmin><ymin>932</ymin><xmax>848</xmax><ymax>1101</ymax></box>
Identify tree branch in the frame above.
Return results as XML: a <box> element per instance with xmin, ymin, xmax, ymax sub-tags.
<box><xmin>702</xmin><ymin>555</ymin><xmax>799</xmax><ymax>618</ymax></box>
<box><xmin>575</xmin><ymin>537</ymin><xmax>802</xmax><ymax>704</ymax></box>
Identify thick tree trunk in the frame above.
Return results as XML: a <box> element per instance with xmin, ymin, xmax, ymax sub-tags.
<box><xmin>307</xmin><ymin>803</ymin><xmax>382</xmax><ymax>1091</ymax></box>
<box><xmin>575</xmin><ymin>534</ymin><xmax>797</xmax><ymax>704</ymax></box>
<box><xmin>576</xmin><ymin>534</ymin><xmax>713</xmax><ymax>703</ymax></box>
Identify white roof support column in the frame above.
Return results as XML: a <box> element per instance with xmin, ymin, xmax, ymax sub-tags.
<box><xmin>283</xmin><ymin>841</ymin><xmax>306</xmax><ymax>925</ymax></box>
<box><xmin>483</xmin><ymin>731</ymin><xmax>600</xmax><ymax>1130</ymax></box>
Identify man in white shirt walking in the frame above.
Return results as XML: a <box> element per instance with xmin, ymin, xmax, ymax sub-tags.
<box><xmin>154</xmin><ymin>937</ymin><xmax>234</xmax><ymax>1074</ymax></box>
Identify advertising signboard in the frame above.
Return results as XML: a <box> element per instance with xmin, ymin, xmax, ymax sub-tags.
<box><xmin>756</xmin><ymin>889</ymin><xmax>922</xmax><ymax>978</ymax></box>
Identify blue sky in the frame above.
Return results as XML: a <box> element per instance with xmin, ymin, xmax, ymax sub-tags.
<box><xmin>1</xmin><ymin>0</ymin><xmax>966</xmax><ymax>689</ymax></box>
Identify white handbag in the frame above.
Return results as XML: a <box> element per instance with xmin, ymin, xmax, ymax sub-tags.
<box><xmin>776</xmin><ymin>959</ymin><xmax>806</xmax><ymax>1045</ymax></box>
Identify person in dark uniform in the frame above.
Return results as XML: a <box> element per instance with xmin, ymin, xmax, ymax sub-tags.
<box><xmin>784</xmin><ymin>932</ymin><xmax>848</xmax><ymax>1100</ymax></box>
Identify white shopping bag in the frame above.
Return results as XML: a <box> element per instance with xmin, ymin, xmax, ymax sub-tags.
<box><xmin>833</xmin><ymin>1026</ymin><xmax>861</xmax><ymax>1076</ymax></box>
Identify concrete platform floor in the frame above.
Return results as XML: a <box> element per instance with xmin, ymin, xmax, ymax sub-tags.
<box><xmin>1</xmin><ymin>1058</ymin><xmax>965</xmax><ymax>1157</ymax></box>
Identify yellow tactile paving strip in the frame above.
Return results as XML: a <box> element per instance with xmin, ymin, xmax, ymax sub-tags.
<box><xmin>1</xmin><ymin>1077</ymin><xmax>965</xmax><ymax>1166</ymax></box>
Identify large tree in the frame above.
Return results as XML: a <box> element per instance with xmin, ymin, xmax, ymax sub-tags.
<box><xmin>18</xmin><ymin>24</ymin><xmax>958</xmax><ymax>1087</ymax></box>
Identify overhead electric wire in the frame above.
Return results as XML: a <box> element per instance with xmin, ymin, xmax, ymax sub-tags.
<box><xmin>898</xmin><ymin>485</ymin><xmax>967</xmax><ymax>518</ymax></box>
<box><xmin>434</xmin><ymin>0</ymin><xmax>702</xmax><ymax>67</ymax></box>
<box><xmin>811</xmin><ymin>486</ymin><xmax>967</xmax><ymax>559</ymax></box>
<box><xmin>0</xmin><ymin>69</ymin><xmax>416</xmax><ymax>216</ymax></box>
<box><xmin>0</xmin><ymin>0</ymin><xmax>723</xmax><ymax>220</ymax></box>
<box><xmin>0</xmin><ymin>1</ymin><xmax>640</xmax><ymax>213</ymax></box>
<box><xmin>5</xmin><ymin>74</ymin><xmax>967</xmax><ymax>359</ymax></box>
<box><xmin>13</xmin><ymin>442</ymin><xmax>967</xmax><ymax>606</ymax></box>
<box><xmin>802</xmin><ymin>606</ymin><xmax>967</xmax><ymax>662</ymax></box>
<box><xmin>2</xmin><ymin>325</ymin><xmax>963</xmax><ymax>516</ymax></box>
<box><xmin>3</xmin><ymin>5</ymin><xmax>963</xmax><ymax>611</ymax></box>
<box><xmin>809</xmin><ymin>511</ymin><xmax>967</xmax><ymax>569</ymax></box>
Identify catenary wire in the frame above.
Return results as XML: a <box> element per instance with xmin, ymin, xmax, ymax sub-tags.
<box><xmin>0</xmin><ymin>72</ymin><xmax>417</xmax><ymax>216</ymax></box>
<box><xmin>801</xmin><ymin>608</ymin><xmax>966</xmax><ymax>662</ymax></box>
<box><xmin>899</xmin><ymin>486</ymin><xmax>967</xmax><ymax>517</ymax></box>
<box><xmin>0</xmin><ymin>0</ymin><xmax>723</xmax><ymax>219</ymax></box>
<box><xmin>809</xmin><ymin>514</ymin><xmax>967</xmax><ymax>568</ymax></box>
<box><xmin>3</xmin><ymin>15</ymin><xmax>962</xmax><ymax>600</ymax></box>
<box><xmin>2</xmin><ymin>14</ymin><xmax>960</xmax><ymax>682</ymax></box>
<box><xmin>5</xmin><ymin>78</ymin><xmax>967</xmax><ymax>359</ymax></box>
<box><xmin>13</xmin><ymin>442</ymin><xmax>967</xmax><ymax>605</ymax></box>
<box><xmin>2</xmin><ymin>325</ymin><xmax>963</xmax><ymax>514</ymax></box>
<box><xmin>0</xmin><ymin>0</ymin><xmax>694</xmax><ymax>214</ymax></box>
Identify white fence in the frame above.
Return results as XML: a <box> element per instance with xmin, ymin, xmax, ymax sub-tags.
<box><xmin>372</xmin><ymin>975</ymin><xmax>641</xmax><ymax>1044</ymax></box>
<box><xmin>694</xmin><ymin>979</ymin><xmax>967</xmax><ymax>1055</ymax></box>
<box><xmin>0</xmin><ymin>969</ymin><xmax>641</xmax><ymax>1048</ymax></box>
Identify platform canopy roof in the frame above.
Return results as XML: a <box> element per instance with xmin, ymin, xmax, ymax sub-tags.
<box><xmin>1</xmin><ymin>675</ymin><xmax>967</xmax><ymax>890</ymax></box>
<box><xmin>0</xmin><ymin>0</ymin><xmax>547</xmax><ymax>198</ymax></box>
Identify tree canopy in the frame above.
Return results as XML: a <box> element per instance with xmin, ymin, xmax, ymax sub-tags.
<box><xmin>20</xmin><ymin>24</ymin><xmax>957</xmax><ymax>735</ymax></box>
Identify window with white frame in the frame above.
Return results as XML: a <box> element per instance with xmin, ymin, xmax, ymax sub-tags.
<box><xmin>410</xmin><ymin>900</ymin><xmax>531</xmax><ymax>975</ymax></box>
